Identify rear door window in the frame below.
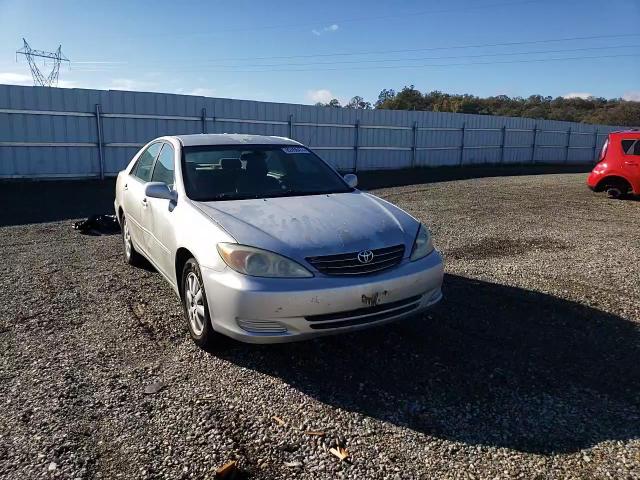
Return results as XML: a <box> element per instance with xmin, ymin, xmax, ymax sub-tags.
<box><xmin>132</xmin><ymin>143</ymin><xmax>162</xmax><ymax>182</ymax></box>
<box><xmin>622</xmin><ymin>139</ymin><xmax>635</xmax><ymax>154</ymax></box>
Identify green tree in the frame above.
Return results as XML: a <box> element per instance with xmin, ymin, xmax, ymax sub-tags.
<box><xmin>371</xmin><ymin>86</ymin><xmax>639</xmax><ymax>126</ymax></box>
<box><xmin>375</xmin><ymin>89</ymin><xmax>396</xmax><ymax>108</ymax></box>
<box><xmin>345</xmin><ymin>96</ymin><xmax>372</xmax><ymax>109</ymax></box>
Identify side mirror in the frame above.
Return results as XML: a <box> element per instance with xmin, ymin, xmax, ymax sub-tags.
<box><xmin>344</xmin><ymin>173</ymin><xmax>358</xmax><ymax>188</ymax></box>
<box><xmin>145</xmin><ymin>182</ymin><xmax>177</xmax><ymax>201</ymax></box>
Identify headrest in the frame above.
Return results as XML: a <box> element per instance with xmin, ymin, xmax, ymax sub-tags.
<box><xmin>245</xmin><ymin>158</ymin><xmax>268</xmax><ymax>176</ymax></box>
<box><xmin>221</xmin><ymin>158</ymin><xmax>241</xmax><ymax>169</ymax></box>
<box><xmin>240</xmin><ymin>151</ymin><xmax>267</xmax><ymax>162</ymax></box>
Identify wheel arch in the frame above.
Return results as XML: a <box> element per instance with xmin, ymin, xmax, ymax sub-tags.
<box><xmin>175</xmin><ymin>247</ymin><xmax>196</xmax><ymax>299</ymax></box>
<box><xmin>595</xmin><ymin>175</ymin><xmax>632</xmax><ymax>193</ymax></box>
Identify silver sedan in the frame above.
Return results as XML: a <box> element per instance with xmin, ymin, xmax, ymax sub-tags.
<box><xmin>114</xmin><ymin>134</ymin><xmax>444</xmax><ymax>348</ymax></box>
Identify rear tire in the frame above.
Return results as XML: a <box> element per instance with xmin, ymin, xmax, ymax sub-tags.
<box><xmin>605</xmin><ymin>186</ymin><xmax>623</xmax><ymax>199</ymax></box>
<box><xmin>600</xmin><ymin>178</ymin><xmax>630</xmax><ymax>200</ymax></box>
<box><xmin>121</xmin><ymin>215</ymin><xmax>144</xmax><ymax>266</ymax></box>
<box><xmin>181</xmin><ymin>257</ymin><xmax>222</xmax><ymax>350</ymax></box>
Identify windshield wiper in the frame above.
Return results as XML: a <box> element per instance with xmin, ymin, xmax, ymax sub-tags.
<box><xmin>268</xmin><ymin>189</ymin><xmax>347</xmax><ymax>198</ymax></box>
<box><xmin>199</xmin><ymin>193</ymin><xmax>259</xmax><ymax>201</ymax></box>
<box><xmin>200</xmin><ymin>189</ymin><xmax>350</xmax><ymax>201</ymax></box>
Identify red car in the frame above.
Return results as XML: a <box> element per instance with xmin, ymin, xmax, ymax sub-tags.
<box><xmin>587</xmin><ymin>130</ymin><xmax>640</xmax><ymax>198</ymax></box>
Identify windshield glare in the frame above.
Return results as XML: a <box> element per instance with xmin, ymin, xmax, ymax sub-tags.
<box><xmin>181</xmin><ymin>145</ymin><xmax>352</xmax><ymax>201</ymax></box>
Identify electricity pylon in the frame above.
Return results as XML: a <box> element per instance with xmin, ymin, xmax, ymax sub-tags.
<box><xmin>16</xmin><ymin>38</ymin><xmax>70</xmax><ymax>87</ymax></box>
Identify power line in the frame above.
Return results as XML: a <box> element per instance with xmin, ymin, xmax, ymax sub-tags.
<box><xmin>149</xmin><ymin>53</ymin><xmax>640</xmax><ymax>74</ymax></box>
<box><xmin>162</xmin><ymin>44</ymin><xmax>640</xmax><ymax>70</ymax></box>
<box><xmin>67</xmin><ymin>33</ymin><xmax>638</xmax><ymax>67</ymax></box>
<box><xmin>207</xmin><ymin>33</ymin><xmax>640</xmax><ymax>62</ymax></box>
<box><xmin>64</xmin><ymin>43</ymin><xmax>639</xmax><ymax>72</ymax></box>
<box><xmin>157</xmin><ymin>0</ymin><xmax>551</xmax><ymax>36</ymax></box>
<box><xmin>94</xmin><ymin>0</ymin><xmax>556</xmax><ymax>39</ymax></box>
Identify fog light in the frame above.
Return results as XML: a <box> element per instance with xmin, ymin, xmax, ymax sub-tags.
<box><xmin>237</xmin><ymin>318</ymin><xmax>288</xmax><ymax>334</ymax></box>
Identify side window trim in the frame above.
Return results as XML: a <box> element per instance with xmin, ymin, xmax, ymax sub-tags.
<box><xmin>130</xmin><ymin>142</ymin><xmax>163</xmax><ymax>182</ymax></box>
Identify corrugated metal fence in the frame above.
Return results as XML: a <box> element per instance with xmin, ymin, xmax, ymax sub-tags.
<box><xmin>0</xmin><ymin>84</ymin><xmax>622</xmax><ymax>179</ymax></box>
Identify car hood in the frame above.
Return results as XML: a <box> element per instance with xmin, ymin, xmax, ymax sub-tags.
<box><xmin>194</xmin><ymin>191</ymin><xmax>419</xmax><ymax>259</ymax></box>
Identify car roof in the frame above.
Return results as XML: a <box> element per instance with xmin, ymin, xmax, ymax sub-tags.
<box><xmin>172</xmin><ymin>134</ymin><xmax>302</xmax><ymax>147</ymax></box>
<box><xmin>609</xmin><ymin>129</ymin><xmax>640</xmax><ymax>137</ymax></box>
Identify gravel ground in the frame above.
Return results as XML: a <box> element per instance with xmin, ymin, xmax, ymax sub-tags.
<box><xmin>0</xmin><ymin>172</ymin><xmax>638</xmax><ymax>479</ymax></box>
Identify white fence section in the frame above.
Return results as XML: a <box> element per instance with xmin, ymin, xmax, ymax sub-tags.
<box><xmin>0</xmin><ymin>84</ymin><xmax>623</xmax><ymax>179</ymax></box>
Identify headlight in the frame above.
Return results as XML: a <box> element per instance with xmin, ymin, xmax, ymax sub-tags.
<box><xmin>217</xmin><ymin>243</ymin><xmax>313</xmax><ymax>278</ymax></box>
<box><xmin>410</xmin><ymin>224</ymin><xmax>434</xmax><ymax>261</ymax></box>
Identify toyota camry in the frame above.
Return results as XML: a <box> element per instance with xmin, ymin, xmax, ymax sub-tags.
<box><xmin>114</xmin><ymin>134</ymin><xmax>444</xmax><ymax>348</ymax></box>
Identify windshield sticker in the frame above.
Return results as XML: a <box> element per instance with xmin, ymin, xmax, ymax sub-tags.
<box><xmin>282</xmin><ymin>146</ymin><xmax>310</xmax><ymax>154</ymax></box>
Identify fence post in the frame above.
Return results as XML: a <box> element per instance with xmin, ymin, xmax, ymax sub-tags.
<box><xmin>565</xmin><ymin>127</ymin><xmax>571</xmax><ymax>164</ymax></box>
<box><xmin>459</xmin><ymin>122</ymin><xmax>466</xmax><ymax>166</ymax></box>
<box><xmin>411</xmin><ymin>121</ymin><xmax>418</xmax><ymax>168</ymax></box>
<box><xmin>531</xmin><ymin>124</ymin><xmax>538</xmax><ymax>164</ymax></box>
<box><xmin>288</xmin><ymin>114</ymin><xmax>294</xmax><ymax>139</ymax></box>
<box><xmin>592</xmin><ymin>129</ymin><xmax>599</xmax><ymax>160</ymax></box>
<box><xmin>95</xmin><ymin>104</ymin><xmax>105</xmax><ymax>180</ymax></box>
<box><xmin>354</xmin><ymin>119</ymin><xmax>360</xmax><ymax>173</ymax></box>
<box><xmin>201</xmin><ymin>108</ymin><xmax>207</xmax><ymax>134</ymax></box>
<box><xmin>500</xmin><ymin>125</ymin><xmax>506</xmax><ymax>164</ymax></box>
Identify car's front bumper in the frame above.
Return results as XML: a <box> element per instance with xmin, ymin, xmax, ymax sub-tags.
<box><xmin>201</xmin><ymin>250</ymin><xmax>444</xmax><ymax>344</ymax></box>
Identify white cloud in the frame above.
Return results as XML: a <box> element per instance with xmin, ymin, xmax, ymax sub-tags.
<box><xmin>563</xmin><ymin>92</ymin><xmax>593</xmax><ymax>99</ymax></box>
<box><xmin>622</xmin><ymin>91</ymin><xmax>640</xmax><ymax>102</ymax></box>
<box><xmin>108</xmin><ymin>78</ymin><xmax>158</xmax><ymax>91</ymax></box>
<box><xmin>57</xmin><ymin>80</ymin><xmax>78</xmax><ymax>88</ymax></box>
<box><xmin>0</xmin><ymin>71</ymin><xmax>78</xmax><ymax>88</ymax></box>
<box><xmin>306</xmin><ymin>89</ymin><xmax>334</xmax><ymax>104</ymax></box>
<box><xmin>189</xmin><ymin>87</ymin><xmax>216</xmax><ymax>97</ymax></box>
<box><xmin>312</xmin><ymin>24</ymin><xmax>339</xmax><ymax>36</ymax></box>
<box><xmin>0</xmin><ymin>72</ymin><xmax>33</xmax><ymax>85</ymax></box>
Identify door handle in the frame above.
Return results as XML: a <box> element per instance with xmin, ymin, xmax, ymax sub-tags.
<box><xmin>141</xmin><ymin>198</ymin><xmax>148</xmax><ymax>207</ymax></box>
<box><xmin>624</xmin><ymin>161</ymin><xmax>638</xmax><ymax>166</ymax></box>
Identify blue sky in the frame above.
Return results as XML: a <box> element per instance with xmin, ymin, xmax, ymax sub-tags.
<box><xmin>0</xmin><ymin>0</ymin><xmax>638</xmax><ymax>104</ymax></box>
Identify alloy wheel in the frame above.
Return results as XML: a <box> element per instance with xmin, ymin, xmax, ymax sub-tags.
<box><xmin>123</xmin><ymin>219</ymin><xmax>132</xmax><ymax>259</ymax></box>
<box><xmin>185</xmin><ymin>272</ymin><xmax>206</xmax><ymax>336</ymax></box>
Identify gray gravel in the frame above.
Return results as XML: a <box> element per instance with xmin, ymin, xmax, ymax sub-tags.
<box><xmin>0</xmin><ymin>172</ymin><xmax>639</xmax><ymax>479</ymax></box>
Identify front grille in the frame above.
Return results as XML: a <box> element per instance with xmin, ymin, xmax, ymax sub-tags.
<box><xmin>306</xmin><ymin>294</ymin><xmax>422</xmax><ymax>330</ymax></box>
<box><xmin>306</xmin><ymin>244</ymin><xmax>405</xmax><ymax>276</ymax></box>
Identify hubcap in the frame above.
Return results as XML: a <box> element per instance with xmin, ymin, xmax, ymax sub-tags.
<box><xmin>185</xmin><ymin>272</ymin><xmax>205</xmax><ymax>336</ymax></box>
<box><xmin>123</xmin><ymin>219</ymin><xmax>132</xmax><ymax>259</ymax></box>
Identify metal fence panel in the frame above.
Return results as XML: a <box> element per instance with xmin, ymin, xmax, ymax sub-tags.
<box><xmin>0</xmin><ymin>84</ymin><xmax>628</xmax><ymax>178</ymax></box>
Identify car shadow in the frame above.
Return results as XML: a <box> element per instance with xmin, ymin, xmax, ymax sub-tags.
<box><xmin>0</xmin><ymin>165</ymin><xmax>591</xmax><ymax>226</ymax></box>
<box><xmin>355</xmin><ymin>164</ymin><xmax>591</xmax><ymax>189</ymax></box>
<box><xmin>216</xmin><ymin>274</ymin><xmax>640</xmax><ymax>454</ymax></box>
<box><xmin>621</xmin><ymin>194</ymin><xmax>640</xmax><ymax>202</ymax></box>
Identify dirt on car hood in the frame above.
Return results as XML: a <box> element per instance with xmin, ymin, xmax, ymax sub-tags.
<box><xmin>195</xmin><ymin>191</ymin><xmax>419</xmax><ymax>259</ymax></box>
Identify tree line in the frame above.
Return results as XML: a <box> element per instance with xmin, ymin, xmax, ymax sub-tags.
<box><xmin>315</xmin><ymin>86</ymin><xmax>640</xmax><ymax>126</ymax></box>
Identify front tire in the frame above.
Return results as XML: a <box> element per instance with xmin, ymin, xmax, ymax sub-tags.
<box><xmin>181</xmin><ymin>258</ymin><xmax>220</xmax><ymax>350</ymax></box>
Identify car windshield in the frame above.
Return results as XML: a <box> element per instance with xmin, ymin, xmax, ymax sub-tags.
<box><xmin>181</xmin><ymin>145</ymin><xmax>353</xmax><ymax>201</ymax></box>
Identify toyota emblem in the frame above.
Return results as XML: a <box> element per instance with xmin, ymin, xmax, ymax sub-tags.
<box><xmin>357</xmin><ymin>250</ymin><xmax>374</xmax><ymax>264</ymax></box>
